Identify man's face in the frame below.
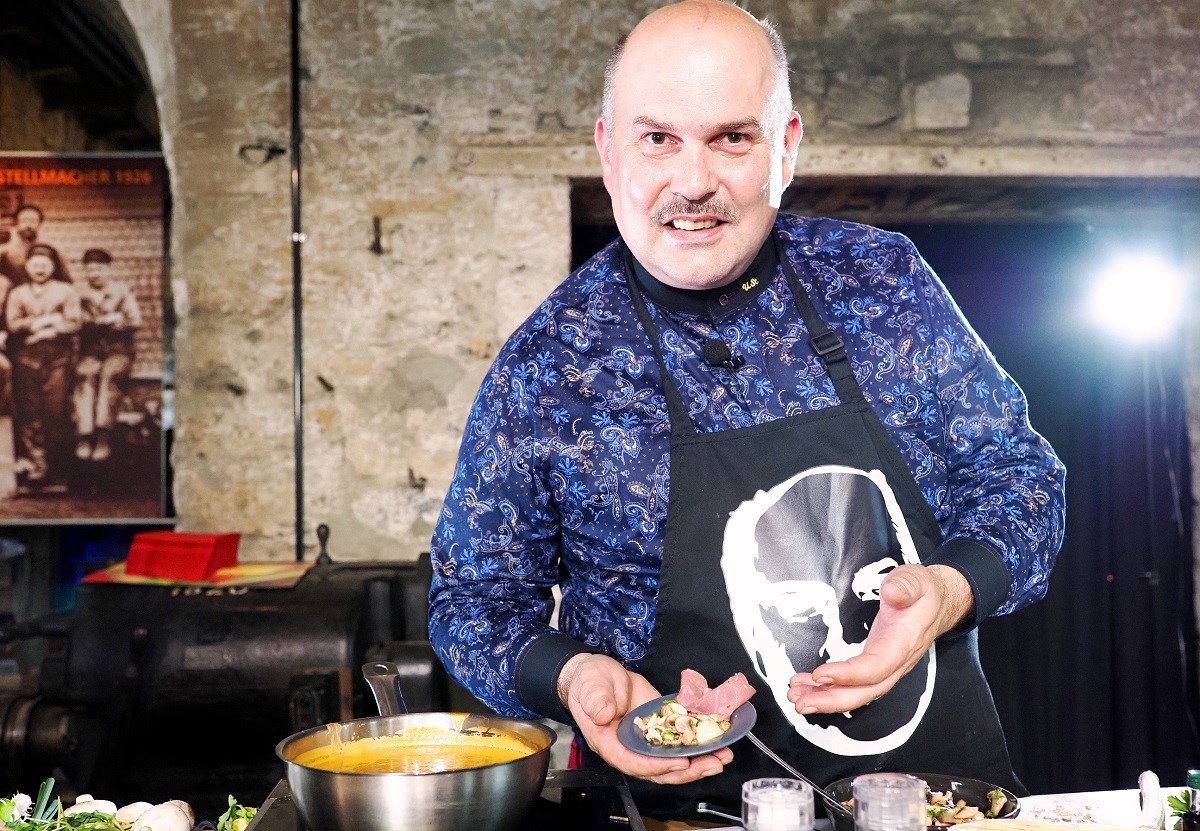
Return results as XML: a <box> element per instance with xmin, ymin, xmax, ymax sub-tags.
<box><xmin>84</xmin><ymin>262</ymin><xmax>110</xmax><ymax>288</ymax></box>
<box><xmin>594</xmin><ymin>11</ymin><xmax>800</xmax><ymax>290</ymax></box>
<box><xmin>15</xmin><ymin>209</ymin><xmax>41</xmax><ymax>242</ymax></box>
<box><xmin>25</xmin><ymin>254</ymin><xmax>53</xmax><ymax>283</ymax></box>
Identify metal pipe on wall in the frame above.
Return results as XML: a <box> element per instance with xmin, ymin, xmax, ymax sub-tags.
<box><xmin>289</xmin><ymin>0</ymin><xmax>305</xmax><ymax>562</ymax></box>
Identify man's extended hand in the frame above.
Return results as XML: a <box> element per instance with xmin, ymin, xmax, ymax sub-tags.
<box><xmin>558</xmin><ymin>653</ymin><xmax>733</xmax><ymax>784</ymax></box>
<box><xmin>786</xmin><ymin>564</ymin><xmax>973</xmax><ymax>715</ymax></box>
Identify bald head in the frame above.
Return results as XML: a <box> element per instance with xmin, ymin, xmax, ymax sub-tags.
<box><xmin>601</xmin><ymin>1</ymin><xmax>792</xmax><ymax>145</ymax></box>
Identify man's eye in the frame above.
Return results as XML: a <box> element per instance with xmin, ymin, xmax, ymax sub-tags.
<box><xmin>647</xmin><ymin>132</ymin><xmax>668</xmax><ymax>145</ymax></box>
<box><xmin>725</xmin><ymin>132</ymin><xmax>746</xmax><ymax>144</ymax></box>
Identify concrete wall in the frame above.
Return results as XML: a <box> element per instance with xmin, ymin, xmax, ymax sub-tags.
<box><xmin>97</xmin><ymin>0</ymin><xmax>1199</xmax><ymax>562</ymax></box>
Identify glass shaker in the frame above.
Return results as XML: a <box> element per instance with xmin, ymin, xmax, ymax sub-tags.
<box><xmin>742</xmin><ymin>777</ymin><xmax>815</xmax><ymax>831</ymax></box>
<box><xmin>851</xmin><ymin>773</ymin><xmax>926</xmax><ymax>831</ymax></box>
<box><xmin>1182</xmin><ymin>769</ymin><xmax>1200</xmax><ymax>831</ymax></box>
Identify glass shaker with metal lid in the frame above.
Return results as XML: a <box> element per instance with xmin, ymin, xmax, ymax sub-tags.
<box><xmin>851</xmin><ymin>773</ymin><xmax>925</xmax><ymax>831</ymax></box>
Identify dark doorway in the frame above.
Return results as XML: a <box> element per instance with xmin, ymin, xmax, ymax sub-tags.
<box><xmin>893</xmin><ymin>222</ymin><xmax>1198</xmax><ymax>794</ymax></box>
<box><xmin>570</xmin><ymin>214</ymin><xmax>1199</xmax><ymax>793</ymax></box>
<box><xmin>0</xmin><ymin>0</ymin><xmax>159</xmax><ymax>150</ymax></box>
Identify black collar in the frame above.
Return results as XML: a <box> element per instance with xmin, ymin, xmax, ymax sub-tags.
<box><xmin>626</xmin><ymin>235</ymin><xmax>777</xmax><ymax>320</ymax></box>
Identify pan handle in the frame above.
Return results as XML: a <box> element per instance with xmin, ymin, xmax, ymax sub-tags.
<box><xmin>362</xmin><ymin>661</ymin><xmax>409</xmax><ymax>716</ymax></box>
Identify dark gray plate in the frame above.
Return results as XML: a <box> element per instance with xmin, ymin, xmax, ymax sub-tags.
<box><xmin>616</xmin><ymin>694</ymin><xmax>757</xmax><ymax>758</ymax></box>
<box><xmin>824</xmin><ymin>772</ymin><xmax>1020</xmax><ymax>831</ymax></box>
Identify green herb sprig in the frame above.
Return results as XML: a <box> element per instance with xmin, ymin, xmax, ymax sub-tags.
<box><xmin>215</xmin><ymin>796</ymin><xmax>256</xmax><ymax>831</ymax></box>
<box><xmin>1167</xmin><ymin>789</ymin><xmax>1189</xmax><ymax>830</ymax></box>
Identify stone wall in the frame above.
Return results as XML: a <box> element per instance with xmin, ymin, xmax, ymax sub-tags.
<box><xmin>0</xmin><ymin>59</ymin><xmax>92</xmax><ymax>151</ymax></box>
<box><xmin>102</xmin><ymin>0</ymin><xmax>1197</xmax><ymax>562</ymax></box>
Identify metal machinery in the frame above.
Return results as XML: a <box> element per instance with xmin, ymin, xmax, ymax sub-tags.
<box><xmin>0</xmin><ymin>553</ymin><xmax>450</xmax><ymax>819</ymax></box>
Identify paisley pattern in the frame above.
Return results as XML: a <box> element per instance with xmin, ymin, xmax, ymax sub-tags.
<box><xmin>429</xmin><ymin>215</ymin><xmax>1066</xmax><ymax>718</ymax></box>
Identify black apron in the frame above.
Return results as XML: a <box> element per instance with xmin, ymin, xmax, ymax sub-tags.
<box><xmin>615</xmin><ymin>234</ymin><xmax>1020</xmax><ymax>818</ymax></box>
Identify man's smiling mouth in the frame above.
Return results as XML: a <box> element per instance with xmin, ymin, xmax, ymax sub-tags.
<box><xmin>670</xmin><ymin>218</ymin><xmax>721</xmax><ymax>230</ymax></box>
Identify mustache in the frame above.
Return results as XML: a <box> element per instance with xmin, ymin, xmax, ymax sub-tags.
<box><xmin>653</xmin><ymin>199</ymin><xmax>737</xmax><ymax>224</ymax></box>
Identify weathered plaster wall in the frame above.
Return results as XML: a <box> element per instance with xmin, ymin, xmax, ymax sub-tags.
<box><xmin>109</xmin><ymin>0</ymin><xmax>1196</xmax><ymax>561</ymax></box>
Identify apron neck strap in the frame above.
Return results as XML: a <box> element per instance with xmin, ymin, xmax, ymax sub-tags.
<box><xmin>621</xmin><ymin>244</ymin><xmax>695</xmax><ymax>431</ymax></box>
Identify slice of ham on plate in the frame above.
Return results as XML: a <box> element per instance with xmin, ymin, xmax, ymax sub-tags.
<box><xmin>674</xmin><ymin>668</ymin><xmax>755</xmax><ymax>719</ymax></box>
<box><xmin>616</xmin><ymin>669</ymin><xmax>758</xmax><ymax>758</ymax></box>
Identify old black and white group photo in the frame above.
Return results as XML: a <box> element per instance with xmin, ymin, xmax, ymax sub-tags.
<box><xmin>0</xmin><ymin>155</ymin><xmax>166</xmax><ymax>520</ymax></box>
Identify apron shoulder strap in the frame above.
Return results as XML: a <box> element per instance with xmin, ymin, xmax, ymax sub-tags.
<box><xmin>773</xmin><ymin>234</ymin><xmax>865</xmax><ymax>405</ymax></box>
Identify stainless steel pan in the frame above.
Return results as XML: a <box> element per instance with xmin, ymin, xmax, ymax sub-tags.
<box><xmin>275</xmin><ymin>663</ymin><xmax>556</xmax><ymax>831</ymax></box>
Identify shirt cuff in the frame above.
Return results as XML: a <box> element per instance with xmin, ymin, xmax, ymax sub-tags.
<box><xmin>925</xmin><ymin>537</ymin><xmax>1009</xmax><ymax>637</ymax></box>
<box><xmin>515</xmin><ymin>631</ymin><xmax>595</xmax><ymax>724</ymax></box>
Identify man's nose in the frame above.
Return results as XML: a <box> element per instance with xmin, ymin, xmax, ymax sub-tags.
<box><xmin>670</xmin><ymin>144</ymin><xmax>718</xmax><ymax>203</ymax></box>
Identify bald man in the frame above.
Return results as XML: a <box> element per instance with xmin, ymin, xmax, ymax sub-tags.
<box><xmin>430</xmin><ymin>0</ymin><xmax>1065</xmax><ymax>818</ymax></box>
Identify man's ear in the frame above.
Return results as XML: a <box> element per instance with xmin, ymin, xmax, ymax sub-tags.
<box><xmin>779</xmin><ymin>111</ymin><xmax>803</xmax><ymax>194</ymax></box>
<box><xmin>594</xmin><ymin>118</ymin><xmax>613</xmax><ymax>182</ymax></box>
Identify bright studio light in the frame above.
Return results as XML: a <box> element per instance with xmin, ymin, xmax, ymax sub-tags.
<box><xmin>1088</xmin><ymin>254</ymin><xmax>1186</xmax><ymax>343</ymax></box>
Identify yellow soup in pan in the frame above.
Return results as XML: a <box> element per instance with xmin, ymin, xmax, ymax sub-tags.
<box><xmin>294</xmin><ymin>727</ymin><xmax>537</xmax><ymax>775</ymax></box>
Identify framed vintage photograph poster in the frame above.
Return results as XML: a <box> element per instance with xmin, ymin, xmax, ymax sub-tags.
<box><xmin>0</xmin><ymin>153</ymin><xmax>167</xmax><ymax>521</ymax></box>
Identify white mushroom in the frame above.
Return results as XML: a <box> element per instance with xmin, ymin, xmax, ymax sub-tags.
<box><xmin>164</xmin><ymin>801</ymin><xmax>194</xmax><ymax>826</ymax></box>
<box><xmin>64</xmin><ymin>796</ymin><xmax>118</xmax><ymax>817</ymax></box>
<box><xmin>694</xmin><ymin>717</ymin><xmax>725</xmax><ymax>744</ymax></box>
<box><xmin>672</xmin><ymin>715</ymin><xmax>697</xmax><ymax>744</ymax></box>
<box><xmin>133</xmin><ymin>803</ymin><xmax>192</xmax><ymax>831</ymax></box>
<box><xmin>115</xmin><ymin>802</ymin><xmax>155</xmax><ymax>827</ymax></box>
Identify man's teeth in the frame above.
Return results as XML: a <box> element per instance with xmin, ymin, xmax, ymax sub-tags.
<box><xmin>671</xmin><ymin>218</ymin><xmax>719</xmax><ymax>230</ymax></box>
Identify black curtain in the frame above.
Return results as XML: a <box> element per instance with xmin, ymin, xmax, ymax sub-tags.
<box><xmin>570</xmin><ymin>219</ymin><xmax>1200</xmax><ymax>793</ymax></box>
<box><xmin>892</xmin><ymin>223</ymin><xmax>1200</xmax><ymax>793</ymax></box>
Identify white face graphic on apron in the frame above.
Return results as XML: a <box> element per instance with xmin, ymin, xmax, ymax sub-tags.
<box><xmin>721</xmin><ymin>465</ymin><xmax>936</xmax><ymax>756</ymax></box>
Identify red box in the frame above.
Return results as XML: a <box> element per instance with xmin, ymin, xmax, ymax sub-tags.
<box><xmin>126</xmin><ymin>531</ymin><xmax>240</xmax><ymax>582</ymax></box>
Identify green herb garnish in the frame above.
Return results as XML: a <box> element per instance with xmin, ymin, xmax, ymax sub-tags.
<box><xmin>216</xmin><ymin>796</ymin><xmax>257</xmax><ymax>831</ymax></box>
<box><xmin>3</xmin><ymin>779</ymin><xmax>123</xmax><ymax>831</ymax></box>
<box><xmin>12</xmin><ymin>810</ymin><xmax>125</xmax><ymax>831</ymax></box>
<box><xmin>1167</xmin><ymin>790</ymin><xmax>1189</xmax><ymax>830</ymax></box>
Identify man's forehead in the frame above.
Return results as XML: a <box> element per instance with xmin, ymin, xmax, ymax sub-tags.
<box><xmin>618</xmin><ymin>113</ymin><xmax>767</xmax><ymax>143</ymax></box>
<box><xmin>612</xmin><ymin>79</ymin><xmax>772</xmax><ymax>131</ymax></box>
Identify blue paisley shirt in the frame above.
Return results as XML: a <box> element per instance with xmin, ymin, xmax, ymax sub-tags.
<box><xmin>429</xmin><ymin>215</ymin><xmax>1066</xmax><ymax>720</ymax></box>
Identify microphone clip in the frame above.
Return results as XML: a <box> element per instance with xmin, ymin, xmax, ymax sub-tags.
<box><xmin>701</xmin><ymin>338</ymin><xmax>744</xmax><ymax>371</ymax></box>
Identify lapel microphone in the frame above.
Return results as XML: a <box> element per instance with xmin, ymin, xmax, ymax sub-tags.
<box><xmin>701</xmin><ymin>338</ymin><xmax>744</xmax><ymax>370</ymax></box>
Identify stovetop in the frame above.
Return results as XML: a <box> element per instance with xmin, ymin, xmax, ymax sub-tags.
<box><xmin>247</xmin><ymin>769</ymin><xmax>647</xmax><ymax>831</ymax></box>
